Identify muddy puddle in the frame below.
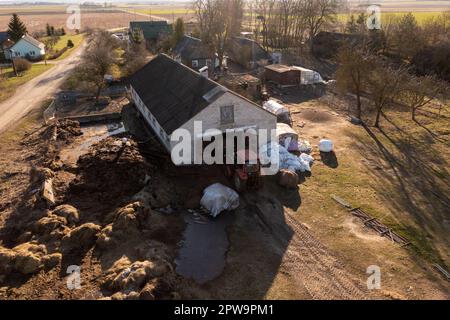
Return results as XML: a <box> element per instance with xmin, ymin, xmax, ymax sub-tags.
<box><xmin>60</xmin><ymin>122</ymin><xmax>126</xmax><ymax>164</ymax></box>
<box><xmin>175</xmin><ymin>212</ymin><xmax>234</xmax><ymax>284</ymax></box>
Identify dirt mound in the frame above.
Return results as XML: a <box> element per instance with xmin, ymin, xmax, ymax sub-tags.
<box><xmin>42</xmin><ymin>119</ymin><xmax>83</xmax><ymax>142</ymax></box>
<box><xmin>67</xmin><ymin>137</ymin><xmax>154</xmax><ymax>206</ymax></box>
<box><xmin>299</xmin><ymin>109</ymin><xmax>334</xmax><ymax>123</ymax></box>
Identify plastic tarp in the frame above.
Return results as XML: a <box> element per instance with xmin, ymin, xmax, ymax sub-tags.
<box><xmin>292</xmin><ymin>66</ymin><xmax>325</xmax><ymax>85</ymax></box>
<box><xmin>200</xmin><ymin>183</ymin><xmax>240</xmax><ymax>218</ymax></box>
<box><xmin>319</xmin><ymin>139</ymin><xmax>333</xmax><ymax>152</ymax></box>
<box><xmin>276</xmin><ymin>123</ymin><xmax>298</xmax><ymax>152</ymax></box>
<box><xmin>263</xmin><ymin>100</ymin><xmax>289</xmax><ymax>116</ymax></box>
<box><xmin>260</xmin><ymin>143</ymin><xmax>314</xmax><ymax>174</ymax></box>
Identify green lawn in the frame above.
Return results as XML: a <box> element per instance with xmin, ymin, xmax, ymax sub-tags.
<box><xmin>40</xmin><ymin>33</ymin><xmax>85</xmax><ymax>61</ymax></box>
<box><xmin>0</xmin><ymin>64</ymin><xmax>54</xmax><ymax>103</ymax></box>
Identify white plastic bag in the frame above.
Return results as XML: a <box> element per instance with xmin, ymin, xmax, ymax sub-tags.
<box><xmin>319</xmin><ymin>139</ymin><xmax>333</xmax><ymax>152</ymax></box>
<box><xmin>200</xmin><ymin>183</ymin><xmax>240</xmax><ymax>217</ymax></box>
<box><xmin>299</xmin><ymin>153</ymin><xmax>314</xmax><ymax>172</ymax></box>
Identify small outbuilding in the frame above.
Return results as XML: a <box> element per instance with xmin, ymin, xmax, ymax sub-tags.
<box><xmin>265</xmin><ymin>64</ymin><xmax>324</xmax><ymax>87</ymax></box>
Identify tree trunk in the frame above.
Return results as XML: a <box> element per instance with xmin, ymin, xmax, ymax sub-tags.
<box><xmin>374</xmin><ymin>107</ymin><xmax>382</xmax><ymax>128</ymax></box>
<box><xmin>95</xmin><ymin>84</ymin><xmax>103</xmax><ymax>104</ymax></box>
<box><xmin>356</xmin><ymin>92</ymin><xmax>362</xmax><ymax>119</ymax></box>
<box><xmin>412</xmin><ymin>107</ymin><xmax>417</xmax><ymax>121</ymax></box>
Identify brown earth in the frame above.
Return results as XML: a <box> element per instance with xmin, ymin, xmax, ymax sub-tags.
<box><xmin>0</xmin><ymin>89</ymin><xmax>449</xmax><ymax>299</ymax></box>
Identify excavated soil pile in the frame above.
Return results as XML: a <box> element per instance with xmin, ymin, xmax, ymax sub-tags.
<box><xmin>67</xmin><ymin>137</ymin><xmax>154</xmax><ymax>205</ymax></box>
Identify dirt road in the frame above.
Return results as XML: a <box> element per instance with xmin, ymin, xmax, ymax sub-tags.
<box><xmin>0</xmin><ymin>43</ymin><xmax>85</xmax><ymax>134</ymax></box>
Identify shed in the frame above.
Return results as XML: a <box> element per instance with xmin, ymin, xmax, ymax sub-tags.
<box><xmin>265</xmin><ymin>64</ymin><xmax>324</xmax><ymax>87</ymax></box>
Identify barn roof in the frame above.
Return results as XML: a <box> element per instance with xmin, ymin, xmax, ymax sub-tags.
<box><xmin>173</xmin><ymin>35</ymin><xmax>212</xmax><ymax>61</ymax></box>
<box><xmin>129</xmin><ymin>21</ymin><xmax>172</xmax><ymax>40</ymax></box>
<box><xmin>129</xmin><ymin>54</ymin><xmax>227</xmax><ymax>134</ymax></box>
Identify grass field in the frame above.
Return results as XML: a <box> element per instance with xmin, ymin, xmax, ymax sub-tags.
<box><xmin>0</xmin><ymin>64</ymin><xmax>54</xmax><ymax>103</ymax></box>
<box><xmin>40</xmin><ymin>33</ymin><xmax>84</xmax><ymax>61</ymax></box>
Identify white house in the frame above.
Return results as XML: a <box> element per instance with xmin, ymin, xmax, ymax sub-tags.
<box><xmin>129</xmin><ymin>54</ymin><xmax>276</xmax><ymax>164</ymax></box>
<box><xmin>5</xmin><ymin>34</ymin><xmax>45</xmax><ymax>60</ymax></box>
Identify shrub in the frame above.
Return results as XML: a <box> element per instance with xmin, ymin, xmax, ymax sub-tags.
<box><xmin>14</xmin><ymin>58</ymin><xmax>31</xmax><ymax>72</ymax></box>
<box><xmin>67</xmin><ymin>39</ymin><xmax>74</xmax><ymax>48</ymax></box>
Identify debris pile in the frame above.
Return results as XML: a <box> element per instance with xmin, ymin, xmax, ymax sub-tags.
<box><xmin>69</xmin><ymin>137</ymin><xmax>154</xmax><ymax>203</ymax></box>
<box><xmin>43</xmin><ymin>119</ymin><xmax>83</xmax><ymax>143</ymax></box>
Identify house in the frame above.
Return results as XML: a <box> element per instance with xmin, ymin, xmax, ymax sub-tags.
<box><xmin>129</xmin><ymin>54</ymin><xmax>276</xmax><ymax>163</ymax></box>
<box><xmin>130</xmin><ymin>21</ymin><xmax>172</xmax><ymax>42</ymax></box>
<box><xmin>0</xmin><ymin>32</ymin><xmax>13</xmax><ymax>56</ymax></box>
<box><xmin>265</xmin><ymin>64</ymin><xmax>324</xmax><ymax>87</ymax></box>
<box><xmin>227</xmin><ymin>36</ymin><xmax>271</xmax><ymax>69</ymax></box>
<box><xmin>0</xmin><ymin>32</ymin><xmax>9</xmax><ymax>45</ymax></box>
<box><xmin>4</xmin><ymin>34</ymin><xmax>45</xmax><ymax>60</ymax></box>
<box><xmin>172</xmin><ymin>35</ymin><xmax>219</xmax><ymax>71</ymax></box>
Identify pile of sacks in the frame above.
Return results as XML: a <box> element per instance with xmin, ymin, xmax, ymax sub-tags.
<box><xmin>261</xmin><ymin>143</ymin><xmax>314</xmax><ymax>174</ymax></box>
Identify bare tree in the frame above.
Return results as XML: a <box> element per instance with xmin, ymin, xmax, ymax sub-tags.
<box><xmin>193</xmin><ymin>0</ymin><xmax>244</xmax><ymax>68</ymax></box>
<box><xmin>75</xmin><ymin>31</ymin><xmax>121</xmax><ymax>103</ymax></box>
<box><xmin>336</xmin><ymin>44</ymin><xmax>372</xmax><ymax>119</ymax></box>
<box><xmin>400</xmin><ymin>74</ymin><xmax>447</xmax><ymax>121</ymax></box>
<box><xmin>366</xmin><ymin>60</ymin><xmax>407</xmax><ymax>128</ymax></box>
<box><xmin>304</xmin><ymin>0</ymin><xmax>338</xmax><ymax>42</ymax></box>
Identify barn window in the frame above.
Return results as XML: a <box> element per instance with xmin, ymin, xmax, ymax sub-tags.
<box><xmin>220</xmin><ymin>105</ymin><xmax>234</xmax><ymax>125</ymax></box>
<box><xmin>192</xmin><ymin>60</ymin><xmax>199</xmax><ymax>68</ymax></box>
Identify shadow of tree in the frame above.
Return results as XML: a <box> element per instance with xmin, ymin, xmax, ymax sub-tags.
<box><xmin>352</xmin><ymin>122</ymin><xmax>449</xmax><ymax>266</ymax></box>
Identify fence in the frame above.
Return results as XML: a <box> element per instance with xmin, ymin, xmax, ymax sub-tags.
<box><xmin>43</xmin><ymin>100</ymin><xmax>57</xmax><ymax>125</ymax></box>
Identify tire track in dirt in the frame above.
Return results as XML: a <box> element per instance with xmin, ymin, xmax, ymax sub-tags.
<box><xmin>281</xmin><ymin>212</ymin><xmax>369</xmax><ymax>299</ymax></box>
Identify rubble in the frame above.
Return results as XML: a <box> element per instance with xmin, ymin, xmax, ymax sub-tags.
<box><xmin>12</xmin><ymin>242</ymin><xmax>47</xmax><ymax>274</ymax></box>
<box><xmin>43</xmin><ymin>119</ymin><xmax>83</xmax><ymax>142</ymax></box>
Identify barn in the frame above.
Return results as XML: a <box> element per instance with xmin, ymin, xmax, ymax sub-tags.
<box><xmin>129</xmin><ymin>54</ymin><xmax>276</xmax><ymax>164</ymax></box>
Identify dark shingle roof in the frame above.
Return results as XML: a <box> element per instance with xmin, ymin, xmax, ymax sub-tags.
<box><xmin>130</xmin><ymin>54</ymin><xmax>227</xmax><ymax>135</ymax></box>
<box><xmin>228</xmin><ymin>36</ymin><xmax>270</xmax><ymax>62</ymax></box>
<box><xmin>130</xmin><ymin>21</ymin><xmax>172</xmax><ymax>40</ymax></box>
<box><xmin>0</xmin><ymin>32</ymin><xmax>9</xmax><ymax>43</ymax></box>
<box><xmin>173</xmin><ymin>35</ymin><xmax>211</xmax><ymax>61</ymax></box>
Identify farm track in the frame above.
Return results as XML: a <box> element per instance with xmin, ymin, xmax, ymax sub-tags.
<box><xmin>280</xmin><ymin>212</ymin><xmax>369</xmax><ymax>300</ymax></box>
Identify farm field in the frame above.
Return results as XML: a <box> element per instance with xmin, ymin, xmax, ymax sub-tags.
<box><xmin>337</xmin><ymin>11</ymin><xmax>447</xmax><ymax>25</ymax></box>
<box><xmin>0</xmin><ymin>10</ymin><xmax>138</xmax><ymax>33</ymax></box>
